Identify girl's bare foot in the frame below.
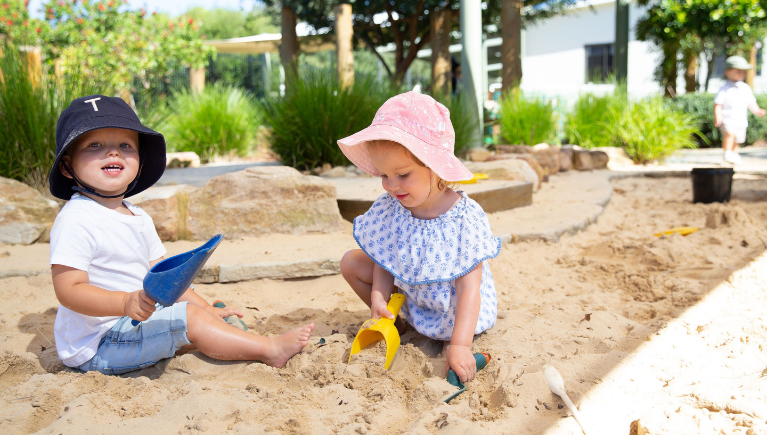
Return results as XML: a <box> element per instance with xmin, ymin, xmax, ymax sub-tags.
<box><xmin>263</xmin><ymin>323</ymin><xmax>315</xmax><ymax>368</ymax></box>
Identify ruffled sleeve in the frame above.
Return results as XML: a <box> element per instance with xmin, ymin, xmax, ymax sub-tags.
<box><xmin>353</xmin><ymin>192</ymin><xmax>501</xmax><ymax>286</ymax></box>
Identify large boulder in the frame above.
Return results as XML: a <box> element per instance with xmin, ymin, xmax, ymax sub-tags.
<box><xmin>468</xmin><ymin>147</ymin><xmax>492</xmax><ymax>162</ymax></box>
<box><xmin>600</xmin><ymin>146</ymin><xmax>635</xmax><ymax>169</ymax></box>
<box><xmin>495</xmin><ymin>145</ymin><xmax>530</xmax><ymax>154</ymax></box>
<box><xmin>0</xmin><ymin>177</ymin><xmax>60</xmax><ymax>245</ymax></box>
<box><xmin>590</xmin><ymin>150</ymin><xmax>609</xmax><ymax>169</ymax></box>
<box><xmin>464</xmin><ymin>159</ymin><xmax>540</xmax><ymax>191</ymax></box>
<box><xmin>128</xmin><ymin>185</ymin><xmax>198</xmax><ymax>241</ymax></box>
<box><xmin>572</xmin><ymin>148</ymin><xmax>594</xmax><ymax>170</ymax></box>
<box><xmin>530</xmin><ymin>143</ymin><xmax>560</xmax><ymax>176</ymax></box>
<box><xmin>187</xmin><ymin>166</ymin><xmax>344</xmax><ymax>240</ymax></box>
<box><xmin>559</xmin><ymin>146</ymin><xmax>574</xmax><ymax>172</ymax></box>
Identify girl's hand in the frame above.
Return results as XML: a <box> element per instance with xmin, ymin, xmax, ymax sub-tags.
<box><xmin>205</xmin><ymin>305</ymin><xmax>244</xmax><ymax>322</ymax></box>
<box><xmin>123</xmin><ymin>290</ymin><xmax>156</xmax><ymax>321</ymax></box>
<box><xmin>371</xmin><ymin>297</ymin><xmax>394</xmax><ymax>320</ymax></box>
<box><xmin>758</xmin><ymin>108</ymin><xmax>767</xmax><ymax>117</ymax></box>
<box><xmin>445</xmin><ymin>344</ymin><xmax>477</xmax><ymax>383</ymax></box>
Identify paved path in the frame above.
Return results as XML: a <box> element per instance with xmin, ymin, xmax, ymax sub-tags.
<box><xmin>156</xmin><ymin>161</ymin><xmax>281</xmax><ymax>188</ymax></box>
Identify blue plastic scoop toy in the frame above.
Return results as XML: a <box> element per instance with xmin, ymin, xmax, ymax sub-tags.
<box><xmin>131</xmin><ymin>234</ymin><xmax>224</xmax><ymax>326</ymax></box>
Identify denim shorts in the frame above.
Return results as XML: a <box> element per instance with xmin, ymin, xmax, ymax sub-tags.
<box><xmin>78</xmin><ymin>302</ymin><xmax>192</xmax><ymax>375</ymax></box>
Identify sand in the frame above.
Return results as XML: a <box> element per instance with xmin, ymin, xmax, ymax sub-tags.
<box><xmin>1</xmin><ymin>175</ymin><xmax>767</xmax><ymax>434</ymax></box>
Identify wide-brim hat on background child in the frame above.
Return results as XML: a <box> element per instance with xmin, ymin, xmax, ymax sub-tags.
<box><xmin>48</xmin><ymin>95</ymin><xmax>166</xmax><ymax>200</ymax></box>
<box><xmin>337</xmin><ymin>91</ymin><xmax>473</xmax><ymax>182</ymax></box>
<box><xmin>725</xmin><ymin>55</ymin><xmax>753</xmax><ymax>70</ymax></box>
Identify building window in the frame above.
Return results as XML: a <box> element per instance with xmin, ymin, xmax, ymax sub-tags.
<box><xmin>585</xmin><ymin>43</ymin><xmax>614</xmax><ymax>83</ymax></box>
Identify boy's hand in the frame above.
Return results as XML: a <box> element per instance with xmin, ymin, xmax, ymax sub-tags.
<box><xmin>205</xmin><ymin>305</ymin><xmax>244</xmax><ymax>322</ymax></box>
<box><xmin>757</xmin><ymin>108</ymin><xmax>766</xmax><ymax>117</ymax></box>
<box><xmin>123</xmin><ymin>290</ymin><xmax>156</xmax><ymax>321</ymax></box>
<box><xmin>370</xmin><ymin>297</ymin><xmax>394</xmax><ymax>320</ymax></box>
<box><xmin>714</xmin><ymin>117</ymin><xmax>722</xmax><ymax>127</ymax></box>
<box><xmin>445</xmin><ymin>344</ymin><xmax>477</xmax><ymax>383</ymax></box>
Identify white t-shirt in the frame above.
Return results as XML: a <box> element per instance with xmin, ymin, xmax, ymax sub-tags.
<box><xmin>714</xmin><ymin>80</ymin><xmax>756</xmax><ymax>129</ymax></box>
<box><xmin>49</xmin><ymin>193</ymin><xmax>166</xmax><ymax>367</ymax></box>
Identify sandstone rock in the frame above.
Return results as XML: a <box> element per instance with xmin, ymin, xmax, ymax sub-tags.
<box><xmin>573</xmin><ymin>149</ymin><xmax>594</xmax><ymax>170</ymax></box>
<box><xmin>511</xmin><ymin>155</ymin><xmax>545</xmax><ymax>185</ymax></box>
<box><xmin>322</xmin><ymin>166</ymin><xmax>348</xmax><ymax>178</ymax></box>
<box><xmin>529</xmin><ymin>146</ymin><xmax>559</xmax><ymax>176</ymax></box>
<box><xmin>590</xmin><ymin>150</ymin><xmax>609</xmax><ymax>169</ymax></box>
<box><xmin>128</xmin><ymin>184</ymin><xmax>198</xmax><ymax>241</ymax></box>
<box><xmin>495</xmin><ymin>144</ymin><xmax>531</xmax><ymax>154</ymax></box>
<box><xmin>0</xmin><ymin>177</ymin><xmax>59</xmax><ymax>245</ymax></box>
<box><xmin>559</xmin><ymin>147</ymin><xmax>573</xmax><ymax>172</ymax></box>
<box><xmin>468</xmin><ymin>147</ymin><xmax>492</xmax><ymax>162</ymax></box>
<box><xmin>187</xmin><ymin>166</ymin><xmax>344</xmax><ymax>240</ymax></box>
<box><xmin>464</xmin><ymin>159</ymin><xmax>540</xmax><ymax>191</ymax></box>
<box><xmin>600</xmin><ymin>146</ymin><xmax>635</xmax><ymax>169</ymax></box>
<box><xmin>166</xmin><ymin>151</ymin><xmax>200</xmax><ymax>168</ymax></box>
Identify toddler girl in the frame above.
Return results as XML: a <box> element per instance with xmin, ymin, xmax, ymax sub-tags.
<box><xmin>338</xmin><ymin>92</ymin><xmax>501</xmax><ymax>382</ymax></box>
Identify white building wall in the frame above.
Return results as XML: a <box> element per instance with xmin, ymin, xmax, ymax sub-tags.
<box><xmin>519</xmin><ymin>0</ymin><xmax>661</xmax><ymax>105</ymax></box>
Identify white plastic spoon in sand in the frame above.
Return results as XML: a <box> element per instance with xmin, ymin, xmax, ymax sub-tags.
<box><xmin>543</xmin><ymin>365</ymin><xmax>594</xmax><ymax>435</ymax></box>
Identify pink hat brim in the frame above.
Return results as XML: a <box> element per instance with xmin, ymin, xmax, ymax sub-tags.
<box><xmin>338</xmin><ymin>124</ymin><xmax>473</xmax><ymax>182</ymax></box>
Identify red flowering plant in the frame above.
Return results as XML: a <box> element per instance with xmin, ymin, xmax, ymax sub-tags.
<box><xmin>40</xmin><ymin>0</ymin><xmax>213</xmax><ymax>94</ymax></box>
<box><xmin>0</xmin><ymin>0</ymin><xmax>44</xmax><ymax>43</ymax></box>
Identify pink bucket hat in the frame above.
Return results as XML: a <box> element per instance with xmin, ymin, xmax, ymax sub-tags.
<box><xmin>337</xmin><ymin>91</ymin><xmax>473</xmax><ymax>182</ymax></box>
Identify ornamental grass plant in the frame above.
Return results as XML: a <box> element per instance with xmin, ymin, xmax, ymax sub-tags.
<box><xmin>498</xmin><ymin>89</ymin><xmax>558</xmax><ymax>145</ymax></box>
<box><xmin>0</xmin><ymin>42</ymin><xmax>96</xmax><ymax>192</ymax></box>
<box><xmin>262</xmin><ymin>70</ymin><xmax>397</xmax><ymax>170</ymax></box>
<box><xmin>613</xmin><ymin>97</ymin><xmax>703</xmax><ymax>164</ymax></box>
<box><xmin>565</xmin><ymin>92</ymin><xmax>627</xmax><ymax>148</ymax></box>
<box><xmin>163</xmin><ymin>83</ymin><xmax>262</xmax><ymax>163</ymax></box>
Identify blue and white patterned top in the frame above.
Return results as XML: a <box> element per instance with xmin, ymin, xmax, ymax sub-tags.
<box><xmin>353</xmin><ymin>191</ymin><xmax>502</xmax><ymax>340</ymax></box>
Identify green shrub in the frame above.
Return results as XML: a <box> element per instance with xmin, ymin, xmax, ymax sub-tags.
<box><xmin>0</xmin><ymin>42</ymin><xmax>96</xmax><ymax>191</ymax></box>
<box><xmin>163</xmin><ymin>84</ymin><xmax>262</xmax><ymax>163</ymax></box>
<box><xmin>614</xmin><ymin>97</ymin><xmax>702</xmax><ymax>164</ymax></box>
<box><xmin>565</xmin><ymin>93</ymin><xmax>627</xmax><ymax>148</ymax></box>
<box><xmin>498</xmin><ymin>90</ymin><xmax>558</xmax><ymax>145</ymax></box>
<box><xmin>667</xmin><ymin>93</ymin><xmax>767</xmax><ymax>148</ymax></box>
<box><xmin>433</xmin><ymin>92</ymin><xmax>481</xmax><ymax>157</ymax></box>
<box><xmin>262</xmin><ymin>70</ymin><xmax>397</xmax><ymax>170</ymax></box>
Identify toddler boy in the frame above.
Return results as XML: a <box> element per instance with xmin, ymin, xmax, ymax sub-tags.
<box><xmin>49</xmin><ymin>95</ymin><xmax>313</xmax><ymax>375</ymax></box>
<box><xmin>714</xmin><ymin>55</ymin><xmax>766</xmax><ymax>165</ymax></box>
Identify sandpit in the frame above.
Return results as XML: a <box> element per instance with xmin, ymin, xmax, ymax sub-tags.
<box><xmin>1</xmin><ymin>175</ymin><xmax>767</xmax><ymax>434</ymax></box>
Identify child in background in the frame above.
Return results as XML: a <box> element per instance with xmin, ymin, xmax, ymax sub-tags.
<box><xmin>48</xmin><ymin>95</ymin><xmax>314</xmax><ymax>375</ymax></box>
<box><xmin>714</xmin><ymin>55</ymin><xmax>766</xmax><ymax>165</ymax></box>
<box><xmin>338</xmin><ymin>92</ymin><xmax>501</xmax><ymax>383</ymax></box>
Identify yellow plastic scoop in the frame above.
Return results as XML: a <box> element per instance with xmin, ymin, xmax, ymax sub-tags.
<box><xmin>654</xmin><ymin>227</ymin><xmax>700</xmax><ymax>237</ymax></box>
<box><xmin>457</xmin><ymin>173</ymin><xmax>489</xmax><ymax>184</ymax></box>
<box><xmin>348</xmin><ymin>293</ymin><xmax>406</xmax><ymax>370</ymax></box>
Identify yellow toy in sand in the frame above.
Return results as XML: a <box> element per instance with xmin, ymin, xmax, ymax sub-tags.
<box><xmin>348</xmin><ymin>293</ymin><xmax>406</xmax><ymax>370</ymax></box>
<box><xmin>457</xmin><ymin>173</ymin><xmax>489</xmax><ymax>184</ymax></box>
<box><xmin>653</xmin><ymin>227</ymin><xmax>700</xmax><ymax>237</ymax></box>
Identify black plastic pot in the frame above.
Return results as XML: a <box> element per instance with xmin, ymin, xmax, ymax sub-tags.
<box><xmin>690</xmin><ymin>167</ymin><xmax>734</xmax><ymax>203</ymax></box>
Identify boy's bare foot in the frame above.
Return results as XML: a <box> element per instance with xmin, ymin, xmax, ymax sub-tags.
<box><xmin>263</xmin><ymin>323</ymin><xmax>315</xmax><ymax>368</ymax></box>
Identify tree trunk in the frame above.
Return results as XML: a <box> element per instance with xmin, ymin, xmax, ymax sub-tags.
<box><xmin>280</xmin><ymin>6</ymin><xmax>298</xmax><ymax>95</ymax></box>
<box><xmin>334</xmin><ymin>4</ymin><xmax>354</xmax><ymax>89</ymax></box>
<box><xmin>501</xmin><ymin>0</ymin><xmax>523</xmax><ymax>94</ymax></box>
<box><xmin>431</xmin><ymin>7</ymin><xmax>452</xmax><ymax>95</ymax></box>
<box><xmin>746</xmin><ymin>44</ymin><xmax>757</xmax><ymax>88</ymax></box>
<box><xmin>683</xmin><ymin>48</ymin><xmax>697</xmax><ymax>93</ymax></box>
<box><xmin>661</xmin><ymin>41</ymin><xmax>678</xmax><ymax>98</ymax></box>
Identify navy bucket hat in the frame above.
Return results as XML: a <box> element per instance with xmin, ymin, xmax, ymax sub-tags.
<box><xmin>48</xmin><ymin>95</ymin><xmax>166</xmax><ymax>200</ymax></box>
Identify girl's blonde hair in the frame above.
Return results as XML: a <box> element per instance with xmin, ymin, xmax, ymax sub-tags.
<box><xmin>367</xmin><ymin>140</ymin><xmax>457</xmax><ymax>191</ymax></box>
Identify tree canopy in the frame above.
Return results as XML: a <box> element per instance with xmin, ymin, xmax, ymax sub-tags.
<box><xmin>185</xmin><ymin>5</ymin><xmax>279</xmax><ymax>40</ymax></box>
<box><xmin>1</xmin><ymin>0</ymin><xmax>213</xmax><ymax>95</ymax></box>
<box><xmin>263</xmin><ymin>0</ymin><xmax>577</xmax><ymax>84</ymax></box>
